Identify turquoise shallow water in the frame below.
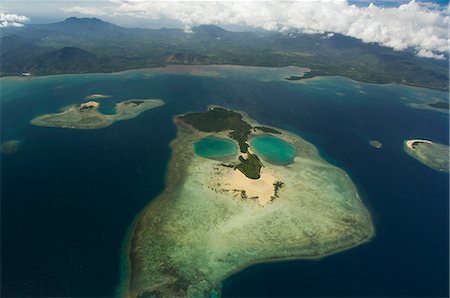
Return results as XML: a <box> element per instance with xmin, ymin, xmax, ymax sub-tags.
<box><xmin>251</xmin><ymin>135</ymin><xmax>296</xmax><ymax>165</ymax></box>
<box><xmin>194</xmin><ymin>136</ymin><xmax>238</xmax><ymax>159</ymax></box>
<box><xmin>1</xmin><ymin>68</ymin><xmax>449</xmax><ymax>297</ymax></box>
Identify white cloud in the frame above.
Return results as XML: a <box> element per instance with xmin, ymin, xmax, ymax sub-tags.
<box><xmin>61</xmin><ymin>6</ymin><xmax>107</xmax><ymax>16</ymax></box>
<box><xmin>416</xmin><ymin>48</ymin><xmax>445</xmax><ymax>60</ymax></box>
<box><xmin>0</xmin><ymin>12</ymin><xmax>29</xmax><ymax>27</ymax></box>
<box><xmin>64</xmin><ymin>0</ymin><xmax>449</xmax><ymax>59</ymax></box>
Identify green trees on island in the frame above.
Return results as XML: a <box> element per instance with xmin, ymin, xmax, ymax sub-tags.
<box><xmin>180</xmin><ymin>107</ymin><xmax>264</xmax><ymax>179</ymax></box>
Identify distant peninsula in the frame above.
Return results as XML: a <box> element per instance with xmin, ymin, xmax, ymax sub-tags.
<box><xmin>31</xmin><ymin>99</ymin><xmax>164</xmax><ymax>129</ymax></box>
<box><xmin>404</xmin><ymin>139</ymin><xmax>449</xmax><ymax>173</ymax></box>
<box><xmin>124</xmin><ymin>107</ymin><xmax>374</xmax><ymax>297</ymax></box>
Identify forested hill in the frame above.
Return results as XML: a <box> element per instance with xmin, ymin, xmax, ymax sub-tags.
<box><xmin>1</xmin><ymin>17</ymin><xmax>448</xmax><ymax>91</ymax></box>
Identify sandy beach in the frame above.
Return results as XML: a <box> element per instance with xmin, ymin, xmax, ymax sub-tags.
<box><xmin>405</xmin><ymin>139</ymin><xmax>432</xmax><ymax>149</ymax></box>
<box><xmin>210</xmin><ymin>165</ymin><xmax>280</xmax><ymax>206</ymax></box>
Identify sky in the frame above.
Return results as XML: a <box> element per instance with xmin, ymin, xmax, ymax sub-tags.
<box><xmin>1</xmin><ymin>0</ymin><xmax>449</xmax><ymax>59</ymax></box>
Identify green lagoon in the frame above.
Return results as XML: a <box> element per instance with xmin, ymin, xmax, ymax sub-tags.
<box><xmin>250</xmin><ymin>135</ymin><xmax>296</xmax><ymax>165</ymax></box>
<box><xmin>194</xmin><ymin>136</ymin><xmax>238</xmax><ymax>160</ymax></box>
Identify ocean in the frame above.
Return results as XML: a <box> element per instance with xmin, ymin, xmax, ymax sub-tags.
<box><xmin>1</xmin><ymin>68</ymin><xmax>448</xmax><ymax>297</ymax></box>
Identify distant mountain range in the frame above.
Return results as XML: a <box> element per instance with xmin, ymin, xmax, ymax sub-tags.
<box><xmin>1</xmin><ymin>17</ymin><xmax>448</xmax><ymax>91</ymax></box>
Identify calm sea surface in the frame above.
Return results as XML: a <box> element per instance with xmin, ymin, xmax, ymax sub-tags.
<box><xmin>1</xmin><ymin>69</ymin><xmax>448</xmax><ymax>297</ymax></box>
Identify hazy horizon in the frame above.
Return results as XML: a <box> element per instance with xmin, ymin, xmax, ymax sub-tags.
<box><xmin>1</xmin><ymin>0</ymin><xmax>449</xmax><ymax>59</ymax></box>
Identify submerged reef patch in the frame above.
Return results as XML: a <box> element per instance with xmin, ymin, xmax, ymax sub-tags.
<box><xmin>369</xmin><ymin>140</ymin><xmax>383</xmax><ymax>149</ymax></box>
<box><xmin>0</xmin><ymin>139</ymin><xmax>22</xmax><ymax>154</ymax></box>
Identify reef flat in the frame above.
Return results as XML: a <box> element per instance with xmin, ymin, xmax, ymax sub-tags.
<box><xmin>369</xmin><ymin>140</ymin><xmax>383</xmax><ymax>149</ymax></box>
<box><xmin>125</xmin><ymin>107</ymin><xmax>374</xmax><ymax>297</ymax></box>
<box><xmin>404</xmin><ymin>139</ymin><xmax>449</xmax><ymax>172</ymax></box>
<box><xmin>31</xmin><ymin>99</ymin><xmax>164</xmax><ymax>129</ymax></box>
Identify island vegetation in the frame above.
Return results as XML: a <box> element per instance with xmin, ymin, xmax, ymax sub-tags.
<box><xmin>180</xmin><ymin>107</ymin><xmax>269</xmax><ymax>179</ymax></box>
<box><xmin>272</xmin><ymin>181</ymin><xmax>284</xmax><ymax>200</ymax></box>
<box><xmin>285</xmin><ymin>70</ymin><xmax>320</xmax><ymax>81</ymax></box>
<box><xmin>180</xmin><ymin>107</ymin><xmax>252</xmax><ymax>153</ymax></box>
<box><xmin>235</xmin><ymin>153</ymin><xmax>263</xmax><ymax>179</ymax></box>
<box><xmin>254</xmin><ymin>126</ymin><xmax>282</xmax><ymax>134</ymax></box>
<box><xmin>427</xmin><ymin>101</ymin><xmax>449</xmax><ymax>110</ymax></box>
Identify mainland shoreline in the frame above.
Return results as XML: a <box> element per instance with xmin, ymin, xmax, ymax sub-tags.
<box><xmin>1</xmin><ymin>64</ymin><xmax>447</xmax><ymax>92</ymax></box>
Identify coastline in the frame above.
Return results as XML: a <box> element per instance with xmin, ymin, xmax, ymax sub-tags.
<box><xmin>0</xmin><ymin>64</ymin><xmax>305</xmax><ymax>80</ymax></box>
<box><xmin>405</xmin><ymin>139</ymin><xmax>433</xmax><ymax>150</ymax></box>
<box><xmin>125</xmin><ymin>120</ymin><xmax>193</xmax><ymax>297</ymax></box>
<box><xmin>1</xmin><ymin>64</ymin><xmax>447</xmax><ymax>92</ymax></box>
<box><xmin>116</xmin><ymin>210</ymin><xmax>142</xmax><ymax>297</ymax></box>
<box><xmin>124</xmin><ymin>108</ymin><xmax>375</xmax><ymax>297</ymax></box>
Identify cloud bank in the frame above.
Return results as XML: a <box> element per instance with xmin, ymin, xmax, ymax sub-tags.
<box><xmin>61</xmin><ymin>6</ymin><xmax>108</xmax><ymax>17</ymax></box>
<box><xmin>68</xmin><ymin>0</ymin><xmax>449</xmax><ymax>59</ymax></box>
<box><xmin>0</xmin><ymin>12</ymin><xmax>29</xmax><ymax>28</ymax></box>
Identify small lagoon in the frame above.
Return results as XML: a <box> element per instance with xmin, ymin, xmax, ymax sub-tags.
<box><xmin>97</xmin><ymin>101</ymin><xmax>118</xmax><ymax>115</ymax></box>
<box><xmin>194</xmin><ymin>136</ymin><xmax>238</xmax><ymax>160</ymax></box>
<box><xmin>251</xmin><ymin>135</ymin><xmax>296</xmax><ymax>165</ymax></box>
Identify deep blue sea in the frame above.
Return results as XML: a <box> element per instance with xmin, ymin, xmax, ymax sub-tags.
<box><xmin>1</xmin><ymin>69</ymin><xmax>448</xmax><ymax>297</ymax></box>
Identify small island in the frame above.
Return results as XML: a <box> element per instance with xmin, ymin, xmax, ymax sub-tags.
<box><xmin>404</xmin><ymin>139</ymin><xmax>449</xmax><ymax>173</ymax></box>
<box><xmin>428</xmin><ymin>101</ymin><xmax>449</xmax><ymax>110</ymax></box>
<box><xmin>369</xmin><ymin>140</ymin><xmax>383</xmax><ymax>149</ymax></box>
<box><xmin>408</xmin><ymin>100</ymin><xmax>450</xmax><ymax>114</ymax></box>
<box><xmin>284</xmin><ymin>70</ymin><xmax>319</xmax><ymax>81</ymax></box>
<box><xmin>84</xmin><ymin>93</ymin><xmax>112</xmax><ymax>100</ymax></box>
<box><xmin>124</xmin><ymin>107</ymin><xmax>374</xmax><ymax>297</ymax></box>
<box><xmin>31</xmin><ymin>99</ymin><xmax>164</xmax><ymax>129</ymax></box>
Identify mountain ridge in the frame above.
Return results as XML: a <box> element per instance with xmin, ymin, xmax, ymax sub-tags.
<box><xmin>0</xmin><ymin>17</ymin><xmax>447</xmax><ymax>91</ymax></box>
